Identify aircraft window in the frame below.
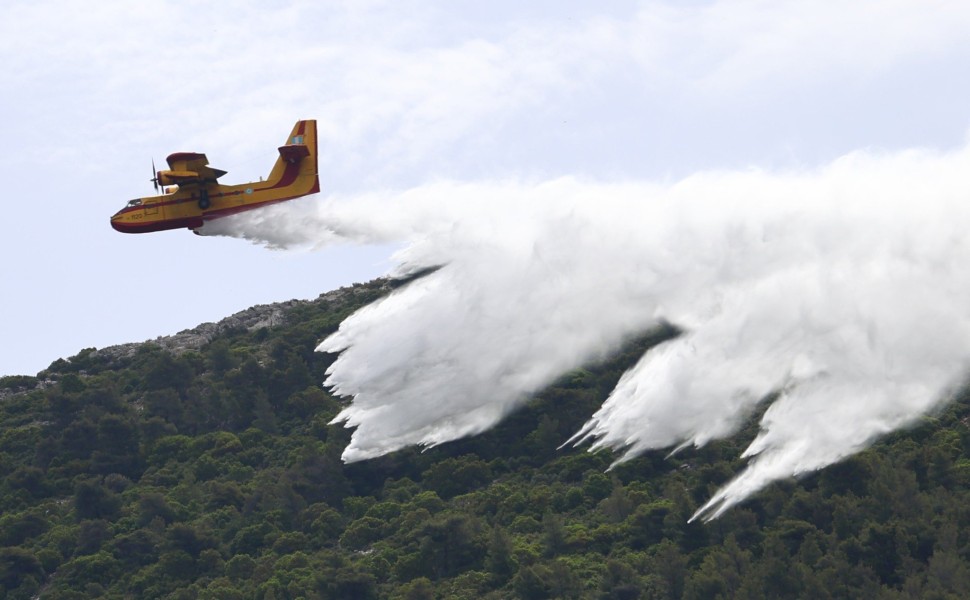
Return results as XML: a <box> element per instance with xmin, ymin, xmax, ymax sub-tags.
<box><xmin>127</xmin><ymin>199</ymin><xmax>142</xmax><ymax>207</ymax></box>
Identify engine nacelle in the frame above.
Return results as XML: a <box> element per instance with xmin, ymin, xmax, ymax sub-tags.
<box><xmin>157</xmin><ymin>170</ymin><xmax>200</xmax><ymax>185</ymax></box>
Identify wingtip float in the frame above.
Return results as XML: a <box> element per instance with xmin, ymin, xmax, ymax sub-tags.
<box><xmin>110</xmin><ymin>120</ymin><xmax>319</xmax><ymax>234</ymax></box>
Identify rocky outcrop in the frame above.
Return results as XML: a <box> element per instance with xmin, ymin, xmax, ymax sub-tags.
<box><xmin>90</xmin><ymin>302</ymin><xmax>298</xmax><ymax>363</ymax></box>
<box><xmin>88</xmin><ymin>280</ymin><xmax>391</xmax><ymax>365</ymax></box>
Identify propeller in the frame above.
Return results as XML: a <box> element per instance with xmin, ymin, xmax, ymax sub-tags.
<box><xmin>150</xmin><ymin>159</ymin><xmax>160</xmax><ymax>193</ymax></box>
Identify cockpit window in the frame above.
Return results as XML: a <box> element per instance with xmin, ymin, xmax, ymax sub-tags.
<box><xmin>126</xmin><ymin>199</ymin><xmax>142</xmax><ymax>207</ymax></box>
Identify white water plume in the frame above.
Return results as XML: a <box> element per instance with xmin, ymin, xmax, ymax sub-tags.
<box><xmin>201</xmin><ymin>144</ymin><xmax>970</xmax><ymax>519</ymax></box>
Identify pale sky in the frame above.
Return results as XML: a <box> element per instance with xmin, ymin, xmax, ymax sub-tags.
<box><xmin>2</xmin><ymin>0</ymin><xmax>970</xmax><ymax>377</ymax></box>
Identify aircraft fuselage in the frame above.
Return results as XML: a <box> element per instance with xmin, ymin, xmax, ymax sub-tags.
<box><xmin>111</xmin><ymin>120</ymin><xmax>318</xmax><ymax>234</ymax></box>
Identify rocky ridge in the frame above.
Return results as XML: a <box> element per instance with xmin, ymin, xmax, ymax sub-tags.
<box><xmin>0</xmin><ymin>277</ymin><xmax>399</xmax><ymax>398</ymax></box>
<box><xmin>89</xmin><ymin>281</ymin><xmax>389</xmax><ymax>365</ymax></box>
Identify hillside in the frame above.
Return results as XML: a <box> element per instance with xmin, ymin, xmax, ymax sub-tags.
<box><xmin>1</xmin><ymin>278</ymin><xmax>969</xmax><ymax>599</ymax></box>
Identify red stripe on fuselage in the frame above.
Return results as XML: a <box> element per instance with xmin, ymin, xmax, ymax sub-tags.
<box><xmin>111</xmin><ymin>187</ymin><xmax>317</xmax><ymax>233</ymax></box>
<box><xmin>112</xmin><ymin>162</ymin><xmax>305</xmax><ymax>216</ymax></box>
<box><xmin>111</xmin><ymin>215</ymin><xmax>204</xmax><ymax>234</ymax></box>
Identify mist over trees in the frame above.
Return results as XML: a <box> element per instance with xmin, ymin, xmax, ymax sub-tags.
<box><xmin>0</xmin><ymin>279</ymin><xmax>968</xmax><ymax>599</ymax></box>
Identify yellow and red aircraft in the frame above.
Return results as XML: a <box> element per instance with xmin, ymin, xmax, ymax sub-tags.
<box><xmin>111</xmin><ymin>119</ymin><xmax>319</xmax><ymax>234</ymax></box>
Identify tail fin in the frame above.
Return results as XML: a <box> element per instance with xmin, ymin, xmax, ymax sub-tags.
<box><xmin>266</xmin><ymin>120</ymin><xmax>319</xmax><ymax>193</ymax></box>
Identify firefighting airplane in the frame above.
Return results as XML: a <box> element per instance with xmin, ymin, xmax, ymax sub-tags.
<box><xmin>110</xmin><ymin>120</ymin><xmax>319</xmax><ymax>234</ymax></box>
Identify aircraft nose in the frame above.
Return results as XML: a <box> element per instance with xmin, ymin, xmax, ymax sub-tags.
<box><xmin>110</xmin><ymin>214</ymin><xmax>133</xmax><ymax>233</ymax></box>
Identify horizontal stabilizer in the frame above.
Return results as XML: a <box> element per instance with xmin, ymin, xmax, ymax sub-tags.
<box><xmin>278</xmin><ymin>144</ymin><xmax>310</xmax><ymax>164</ymax></box>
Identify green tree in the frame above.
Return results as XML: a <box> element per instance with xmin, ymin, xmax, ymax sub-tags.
<box><xmin>74</xmin><ymin>479</ymin><xmax>121</xmax><ymax>521</ymax></box>
<box><xmin>484</xmin><ymin>525</ymin><xmax>517</xmax><ymax>584</ymax></box>
<box><xmin>144</xmin><ymin>352</ymin><xmax>195</xmax><ymax>392</ymax></box>
<box><xmin>0</xmin><ymin>547</ymin><xmax>44</xmax><ymax>592</ymax></box>
<box><xmin>422</xmin><ymin>455</ymin><xmax>492</xmax><ymax>499</ymax></box>
<box><xmin>93</xmin><ymin>414</ymin><xmax>141</xmax><ymax>475</ymax></box>
<box><xmin>417</xmin><ymin>513</ymin><xmax>486</xmax><ymax>579</ymax></box>
<box><xmin>542</xmin><ymin>512</ymin><xmax>566</xmax><ymax>557</ymax></box>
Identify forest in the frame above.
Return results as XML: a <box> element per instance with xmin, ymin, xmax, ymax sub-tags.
<box><xmin>0</xmin><ymin>278</ymin><xmax>968</xmax><ymax>599</ymax></box>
